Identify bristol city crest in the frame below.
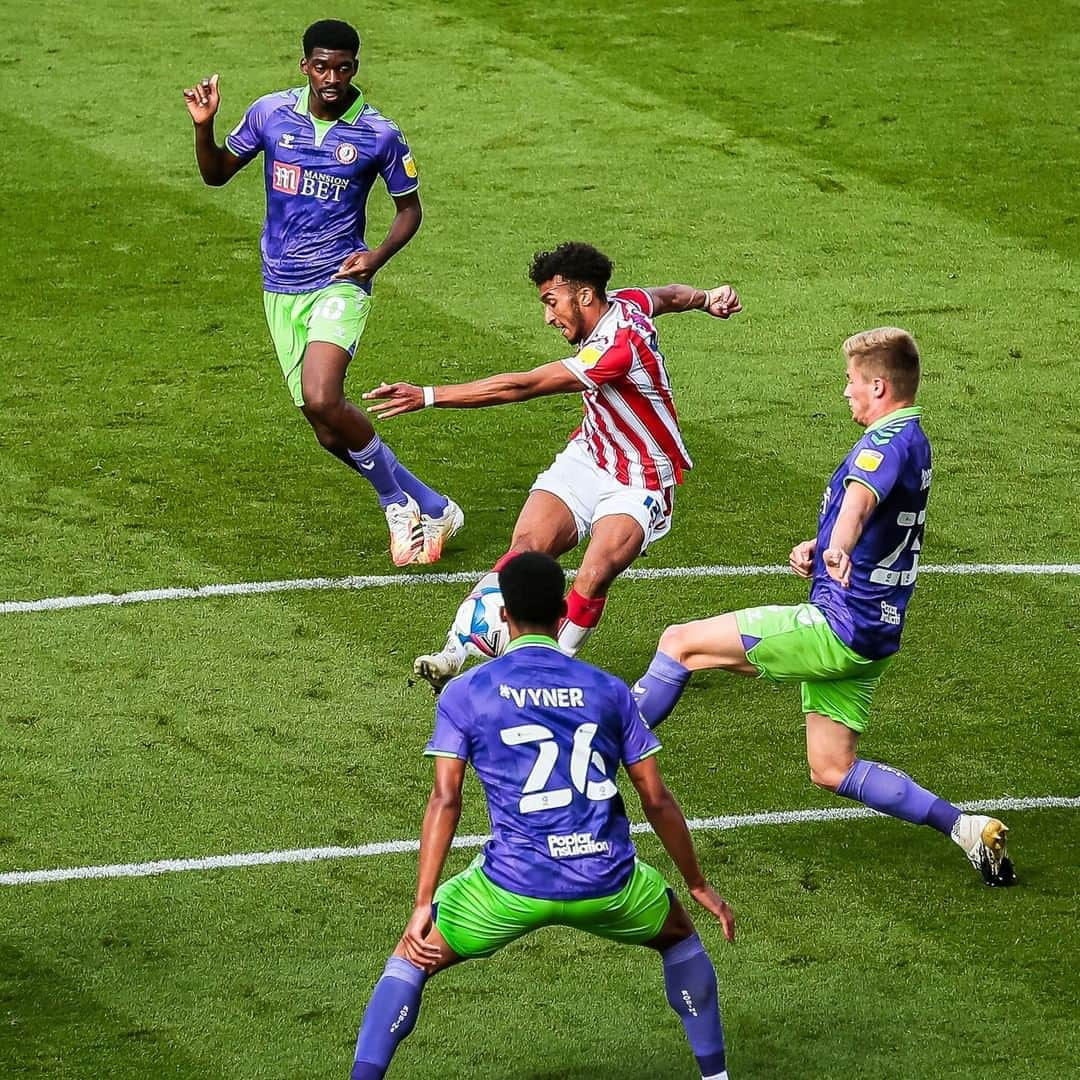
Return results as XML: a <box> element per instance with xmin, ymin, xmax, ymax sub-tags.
<box><xmin>335</xmin><ymin>143</ymin><xmax>358</xmax><ymax>165</ymax></box>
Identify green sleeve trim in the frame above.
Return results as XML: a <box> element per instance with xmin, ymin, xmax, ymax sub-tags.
<box><xmin>843</xmin><ymin>476</ymin><xmax>882</xmax><ymax>502</ymax></box>
<box><xmin>626</xmin><ymin>744</ymin><xmax>662</xmax><ymax>765</ymax></box>
<box><xmin>423</xmin><ymin>749</ymin><xmax>466</xmax><ymax>760</ymax></box>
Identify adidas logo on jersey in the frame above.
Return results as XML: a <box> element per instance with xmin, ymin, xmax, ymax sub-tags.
<box><xmin>499</xmin><ymin>685</ymin><xmax>586</xmax><ymax>708</ymax></box>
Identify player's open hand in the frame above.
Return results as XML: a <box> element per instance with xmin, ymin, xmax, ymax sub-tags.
<box><xmin>183</xmin><ymin>74</ymin><xmax>221</xmax><ymax>125</ymax></box>
<box><xmin>689</xmin><ymin>883</ymin><xmax>736</xmax><ymax>942</ymax></box>
<box><xmin>703</xmin><ymin>285</ymin><xmax>742</xmax><ymax>319</ymax></box>
<box><xmin>789</xmin><ymin>539</ymin><xmax>816</xmax><ymax>579</ymax></box>
<box><xmin>822</xmin><ymin>546</ymin><xmax>852</xmax><ymax>587</ymax></box>
<box><xmin>364</xmin><ymin>382</ymin><xmax>424</xmax><ymax>418</ymax></box>
<box><xmin>333</xmin><ymin>250</ymin><xmax>382</xmax><ymax>283</ymax></box>
<box><xmin>399</xmin><ymin>904</ymin><xmax>441</xmax><ymax>971</ymax></box>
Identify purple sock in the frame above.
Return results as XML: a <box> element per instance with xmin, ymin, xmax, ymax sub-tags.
<box><xmin>348</xmin><ymin>435</ymin><xmax>407</xmax><ymax>508</ymax></box>
<box><xmin>380</xmin><ymin>443</ymin><xmax>448</xmax><ymax>518</ymax></box>
<box><xmin>836</xmin><ymin>759</ymin><xmax>961</xmax><ymax>834</ymax></box>
<box><xmin>662</xmin><ymin>933</ymin><xmax>727</xmax><ymax>1078</ymax></box>
<box><xmin>633</xmin><ymin>651</ymin><xmax>692</xmax><ymax>729</ymax></box>
<box><xmin>351</xmin><ymin>956</ymin><xmax>428</xmax><ymax>1079</ymax></box>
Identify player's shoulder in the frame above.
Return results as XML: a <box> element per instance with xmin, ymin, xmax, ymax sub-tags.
<box><xmin>610</xmin><ymin>287</ymin><xmax>655</xmax><ymax>319</ymax></box>
<box><xmin>353</xmin><ymin>101</ymin><xmax>407</xmax><ymax>139</ymax></box>
<box><xmin>246</xmin><ymin>87</ymin><xmax>303</xmax><ymax>119</ymax></box>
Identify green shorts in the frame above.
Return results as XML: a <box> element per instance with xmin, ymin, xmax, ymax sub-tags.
<box><xmin>734</xmin><ymin>602</ymin><xmax>892</xmax><ymax>733</ymax></box>
<box><xmin>262</xmin><ymin>283</ymin><xmax>372</xmax><ymax>406</ymax></box>
<box><xmin>432</xmin><ymin>855</ymin><xmax>672</xmax><ymax>959</ymax></box>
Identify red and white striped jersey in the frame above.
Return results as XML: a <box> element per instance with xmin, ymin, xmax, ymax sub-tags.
<box><xmin>560</xmin><ymin>288</ymin><xmax>692</xmax><ymax>491</ymax></box>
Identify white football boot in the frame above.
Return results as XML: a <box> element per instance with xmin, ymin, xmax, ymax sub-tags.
<box><xmin>417</xmin><ymin>498</ymin><xmax>465</xmax><ymax>565</ymax></box>
<box><xmin>951</xmin><ymin>814</ymin><xmax>1016</xmax><ymax>886</ymax></box>
<box><xmin>385</xmin><ymin>495</ymin><xmax>424</xmax><ymax>567</ymax></box>
<box><xmin>414</xmin><ymin>632</ymin><xmax>468</xmax><ymax>695</ymax></box>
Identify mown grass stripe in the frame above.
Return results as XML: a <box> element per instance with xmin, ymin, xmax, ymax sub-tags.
<box><xmin>2</xmin><ymin>795</ymin><xmax>1075</xmax><ymax>886</ymax></box>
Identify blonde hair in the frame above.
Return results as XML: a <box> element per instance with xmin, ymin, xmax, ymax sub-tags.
<box><xmin>843</xmin><ymin>327</ymin><xmax>920</xmax><ymax>401</ymax></box>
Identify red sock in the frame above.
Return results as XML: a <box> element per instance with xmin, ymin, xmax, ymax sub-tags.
<box><xmin>493</xmin><ymin>551</ymin><xmax>519</xmax><ymax>573</ymax></box>
<box><xmin>558</xmin><ymin>588</ymin><xmax>607</xmax><ymax>656</ymax></box>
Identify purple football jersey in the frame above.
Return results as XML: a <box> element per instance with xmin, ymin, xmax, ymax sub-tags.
<box><xmin>224</xmin><ymin>86</ymin><xmax>418</xmax><ymax>293</ymax></box>
<box><xmin>811</xmin><ymin>406</ymin><xmax>932</xmax><ymax>659</ymax></box>
<box><xmin>425</xmin><ymin>636</ymin><xmax>661</xmax><ymax>901</ymax></box>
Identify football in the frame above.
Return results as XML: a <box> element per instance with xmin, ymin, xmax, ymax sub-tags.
<box><xmin>453</xmin><ymin>584</ymin><xmax>509</xmax><ymax>659</ymax></box>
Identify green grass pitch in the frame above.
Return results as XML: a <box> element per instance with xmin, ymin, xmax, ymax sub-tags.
<box><xmin>0</xmin><ymin>1</ymin><xmax>1077</xmax><ymax>1077</ymax></box>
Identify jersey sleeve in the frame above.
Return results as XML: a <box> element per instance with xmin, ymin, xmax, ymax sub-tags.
<box><xmin>424</xmin><ymin>688</ymin><xmax>469</xmax><ymax>759</ymax></box>
<box><xmin>561</xmin><ymin>326</ymin><xmax>635</xmax><ymax>390</ymax></box>
<box><xmin>845</xmin><ymin>439</ymin><xmax>906</xmax><ymax>503</ymax></box>
<box><xmin>616</xmin><ymin>681</ymin><xmax>661</xmax><ymax>766</ymax></box>
<box><xmin>223</xmin><ymin>99</ymin><xmax>268</xmax><ymax>163</ymax></box>
<box><xmin>610</xmin><ymin>287</ymin><xmax>654</xmax><ymax>316</ymax></box>
<box><xmin>377</xmin><ymin>122</ymin><xmax>420</xmax><ymax>196</ymax></box>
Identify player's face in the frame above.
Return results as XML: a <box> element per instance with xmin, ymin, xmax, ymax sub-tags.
<box><xmin>300</xmin><ymin>49</ymin><xmax>359</xmax><ymax>111</ymax></box>
<box><xmin>538</xmin><ymin>277</ymin><xmax>590</xmax><ymax>345</ymax></box>
<box><xmin>844</xmin><ymin>359</ymin><xmax>882</xmax><ymax>426</ymax></box>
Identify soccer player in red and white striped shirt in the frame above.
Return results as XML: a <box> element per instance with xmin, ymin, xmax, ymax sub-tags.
<box><xmin>364</xmin><ymin>242</ymin><xmax>741</xmax><ymax>689</ymax></box>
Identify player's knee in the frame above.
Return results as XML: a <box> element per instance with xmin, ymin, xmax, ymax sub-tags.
<box><xmin>302</xmin><ymin>389</ymin><xmax>347</xmax><ymax>429</ymax></box>
<box><xmin>659</xmin><ymin>623</ymin><xmax>691</xmax><ymax>663</ymax></box>
<box><xmin>808</xmin><ymin>760</ymin><xmax>847</xmax><ymax>792</ymax></box>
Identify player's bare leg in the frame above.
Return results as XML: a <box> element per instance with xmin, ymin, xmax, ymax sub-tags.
<box><xmin>301</xmin><ymin>342</ymin><xmax>427</xmax><ymax>566</ymax></box>
<box><xmin>413</xmin><ymin>492</ymin><xmax>580</xmax><ymax>692</ymax></box>
<box><xmin>351</xmin><ymin>924</ymin><xmax>463</xmax><ymax>1079</ymax></box>
<box><xmin>633</xmin><ymin>613</ymin><xmax>757</xmax><ymax>729</ymax></box>
<box><xmin>556</xmin><ymin>512</ymin><xmax>643</xmax><ymax>656</ymax></box>
<box><xmin>643</xmin><ymin>895</ymin><xmax>730</xmax><ymax>1080</ymax></box>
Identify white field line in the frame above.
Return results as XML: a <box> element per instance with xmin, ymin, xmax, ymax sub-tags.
<box><xmin>2</xmin><ymin>795</ymin><xmax>1076</xmax><ymax>887</ymax></box>
<box><xmin>2</xmin><ymin>562</ymin><xmax>1078</xmax><ymax>616</ymax></box>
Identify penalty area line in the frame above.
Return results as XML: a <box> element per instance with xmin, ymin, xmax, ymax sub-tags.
<box><xmin>2</xmin><ymin>795</ymin><xmax>1076</xmax><ymax>887</ymax></box>
<box><xmin>2</xmin><ymin>562</ymin><xmax>1078</xmax><ymax>616</ymax></box>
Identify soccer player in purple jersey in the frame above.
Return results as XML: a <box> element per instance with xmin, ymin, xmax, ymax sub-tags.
<box><xmin>633</xmin><ymin>328</ymin><xmax>1016</xmax><ymax>887</ymax></box>
<box><xmin>182</xmin><ymin>20</ymin><xmax>460</xmax><ymax>567</ymax></box>
<box><xmin>350</xmin><ymin>553</ymin><xmax>736</xmax><ymax>1080</ymax></box>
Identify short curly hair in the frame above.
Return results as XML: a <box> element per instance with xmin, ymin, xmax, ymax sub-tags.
<box><xmin>528</xmin><ymin>242</ymin><xmax>613</xmax><ymax>297</ymax></box>
<box><xmin>303</xmin><ymin>20</ymin><xmax>360</xmax><ymax>57</ymax></box>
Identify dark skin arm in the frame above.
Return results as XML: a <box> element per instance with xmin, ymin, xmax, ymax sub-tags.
<box><xmin>645</xmin><ymin>283</ymin><xmax>742</xmax><ymax>318</ymax></box>
<box><xmin>333</xmin><ymin>191</ymin><xmax>423</xmax><ymax>283</ymax></box>
<box><xmin>626</xmin><ymin>755</ymin><xmax>735</xmax><ymax>941</ymax></box>
<box><xmin>399</xmin><ymin>756</ymin><xmax>466</xmax><ymax>969</ymax></box>
<box><xmin>182</xmin><ymin>73</ymin><xmax>247</xmax><ymax>187</ymax></box>
<box><xmin>363</xmin><ymin>360</ymin><xmax>582</xmax><ymax>418</ymax></box>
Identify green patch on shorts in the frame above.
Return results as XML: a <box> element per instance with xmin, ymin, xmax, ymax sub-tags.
<box><xmin>432</xmin><ymin>855</ymin><xmax>672</xmax><ymax>959</ymax></box>
<box><xmin>262</xmin><ymin>283</ymin><xmax>372</xmax><ymax>406</ymax></box>
<box><xmin>734</xmin><ymin>602</ymin><xmax>892</xmax><ymax>733</ymax></box>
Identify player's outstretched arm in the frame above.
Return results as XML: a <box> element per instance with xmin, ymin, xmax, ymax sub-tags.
<box><xmin>645</xmin><ymin>284</ymin><xmax>742</xmax><ymax>319</ymax></box>
<box><xmin>400</xmin><ymin>757</ymin><xmax>466</xmax><ymax>968</ymax></box>
<box><xmin>363</xmin><ymin>361</ymin><xmax>582</xmax><ymax>418</ymax></box>
<box><xmin>626</xmin><ymin>757</ymin><xmax>735</xmax><ymax>942</ymax></box>
<box><xmin>823</xmin><ymin>481</ymin><xmax>878</xmax><ymax>587</ymax></box>
<box><xmin>182</xmin><ymin>74</ymin><xmax>246</xmax><ymax>187</ymax></box>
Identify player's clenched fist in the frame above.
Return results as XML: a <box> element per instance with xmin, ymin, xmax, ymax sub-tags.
<box><xmin>183</xmin><ymin>73</ymin><xmax>221</xmax><ymax>125</ymax></box>
<box><xmin>822</xmin><ymin>546</ymin><xmax>853</xmax><ymax>588</ymax></box>
<box><xmin>789</xmin><ymin>538</ymin><xmax>816</xmax><ymax>579</ymax></box>
<box><xmin>364</xmin><ymin>381</ymin><xmax>425</xmax><ymax>418</ymax></box>
<box><xmin>703</xmin><ymin>284</ymin><xmax>742</xmax><ymax>319</ymax></box>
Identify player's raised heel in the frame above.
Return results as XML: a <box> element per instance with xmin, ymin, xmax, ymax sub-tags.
<box><xmin>385</xmin><ymin>495</ymin><xmax>424</xmax><ymax>567</ymax></box>
<box><xmin>952</xmin><ymin>814</ymin><xmax>1017</xmax><ymax>887</ymax></box>
<box><xmin>416</xmin><ymin>498</ymin><xmax>465</xmax><ymax>565</ymax></box>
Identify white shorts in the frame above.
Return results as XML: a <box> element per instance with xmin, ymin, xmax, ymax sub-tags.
<box><xmin>530</xmin><ymin>440</ymin><xmax>675</xmax><ymax>554</ymax></box>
